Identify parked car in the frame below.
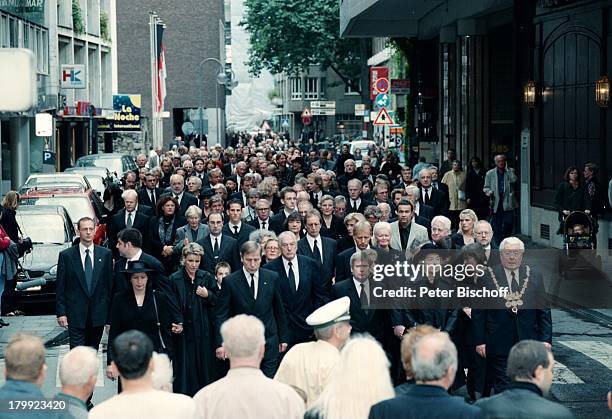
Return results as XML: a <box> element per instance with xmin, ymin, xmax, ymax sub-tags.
<box><xmin>19</xmin><ymin>186</ymin><xmax>107</xmax><ymax>245</ymax></box>
<box><xmin>64</xmin><ymin>166</ymin><xmax>113</xmax><ymax>197</ymax></box>
<box><xmin>75</xmin><ymin>153</ymin><xmax>137</xmax><ymax>177</ymax></box>
<box><xmin>18</xmin><ymin>173</ymin><xmax>92</xmax><ymax>195</ymax></box>
<box><xmin>14</xmin><ymin>205</ymin><xmax>75</xmax><ymax>303</ymax></box>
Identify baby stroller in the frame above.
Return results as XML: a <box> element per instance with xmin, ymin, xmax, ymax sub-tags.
<box><xmin>558</xmin><ymin>211</ymin><xmax>602</xmax><ymax>276</ymax></box>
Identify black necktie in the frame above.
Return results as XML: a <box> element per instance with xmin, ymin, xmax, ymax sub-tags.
<box><xmin>250</xmin><ymin>273</ymin><xmax>256</xmax><ymax>298</ymax></box>
<box><xmin>233</xmin><ymin>225</ymin><xmax>239</xmax><ymax>237</ymax></box>
<box><xmin>288</xmin><ymin>261</ymin><xmax>297</xmax><ymax>293</ymax></box>
<box><xmin>312</xmin><ymin>239</ymin><xmax>322</xmax><ymax>262</ymax></box>
<box><xmin>261</xmin><ymin>221</ymin><xmax>266</xmax><ymax>230</ymax></box>
<box><xmin>213</xmin><ymin>237</ymin><xmax>220</xmax><ymax>258</ymax></box>
<box><xmin>511</xmin><ymin>271</ymin><xmax>520</xmax><ymax>292</ymax></box>
<box><xmin>150</xmin><ymin>190</ymin><xmax>155</xmax><ymax>203</ymax></box>
<box><xmin>84</xmin><ymin>249</ymin><xmax>93</xmax><ymax>294</ymax></box>
<box><xmin>126</xmin><ymin>212</ymin><xmax>133</xmax><ymax>228</ymax></box>
<box><xmin>424</xmin><ymin>189</ymin><xmax>431</xmax><ymax>205</ymax></box>
<box><xmin>360</xmin><ymin>283</ymin><xmax>368</xmax><ymax>307</ymax></box>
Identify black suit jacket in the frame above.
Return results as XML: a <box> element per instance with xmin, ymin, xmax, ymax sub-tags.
<box><xmin>248</xmin><ymin>217</ymin><xmax>273</xmax><ymax>231</ymax></box>
<box><xmin>320</xmin><ymin>215</ymin><xmax>347</xmax><ymax>241</ymax></box>
<box><xmin>419</xmin><ymin>187</ymin><xmax>449</xmax><ymax>217</ymax></box>
<box><xmin>160</xmin><ymin>191</ymin><xmax>198</xmax><ymax>217</ymax></box>
<box><xmin>472</xmin><ymin>265</ymin><xmax>552</xmax><ymax>356</ymax></box>
<box><xmin>415</xmin><ymin>203</ymin><xmax>435</xmax><ymax>222</ymax></box>
<box><xmin>222</xmin><ymin>222</ymin><xmax>256</xmax><ymax>249</ymax></box>
<box><xmin>269</xmin><ymin>210</ymin><xmax>290</xmax><ymax>235</ymax></box>
<box><xmin>346</xmin><ymin>198</ymin><xmax>374</xmax><ymax>214</ymax></box>
<box><xmin>138</xmin><ymin>187</ymin><xmax>163</xmax><ymax>210</ymax></box>
<box><xmin>368</xmin><ymin>385</ymin><xmax>481</xmax><ymax>419</ymax></box>
<box><xmin>230</xmin><ymin>191</ymin><xmax>248</xmax><ymax>207</ymax></box>
<box><xmin>263</xmin><ymin>256</ymin><xmax>326</xmax><ymax>344</ymax></box>
<box><xmin>297</xmin><ymin>236</ymin><xmax>336</xmax><ymax>296</ymax></box>
<box><xmin>148</xmin><ymin>215</ymin><xmax>187</xmax><ymax>261</ymax></box>
<box><xmin>56</xmin><ymin>245</ymin><xmax>113</xmax><ymax>328</ymax></box>
<box><xmin>332</xmin><ymin>278</ymin><xmax>385</xmax><ymax>343</ymax></box>
<box><xmin>335</xmin><ymin>246</ymin><xmax>356</xmax><ymax>282</ymax></box>
<box><xmin>215</xmin><ymin>268</ymin><xmax>289</xmax><ymax>350</ymax></box>
<box><xmin>109</xmin><ymin>209</ymin><xmax>150</xmax><ymax>254</ymax></box>
<box><xmin>196</xmin><ymin>234</ymin><xmax>240</xmax><ymax>274</ymax></box>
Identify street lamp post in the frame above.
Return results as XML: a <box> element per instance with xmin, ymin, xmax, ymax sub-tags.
<box><xmin>196</xmin><ymin>58</ymin><xmax>238</xmax><ymax>146</ymax></box>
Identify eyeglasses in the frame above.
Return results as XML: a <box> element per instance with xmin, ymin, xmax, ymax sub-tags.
<box><xmin>501</xmin><ymin>250</ymin><xmax>523</xmax><ymax>257</ymax></box>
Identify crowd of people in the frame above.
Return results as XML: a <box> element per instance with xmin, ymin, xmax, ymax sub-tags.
<box><xmin>0</xmin><ymin>135</ymin><xmax>610</xmax><ymax>418</ymax></box>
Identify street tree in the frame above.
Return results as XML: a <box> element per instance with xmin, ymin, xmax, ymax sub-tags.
<box><xmin>241</xmin><ymin>0</ymin><xmax>370</xmax><ymax>103</ymax></box>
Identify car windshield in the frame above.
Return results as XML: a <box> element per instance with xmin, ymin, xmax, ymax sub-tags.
<box><xmin>77</xmin><ymin>157</ymin><xmax>123</xmax><ymax>174</ymax></box>
<box><xmin>84</xmin><ymin>176</ymin><xmax>106</xmax><ymax>195</ymax></box>
<box><xmin>21</xmin><ymin>196</ymin><xmax>94</xmax><ymax>225</ymax></box>
<box><xmin>24</xmin><ymin>176</ymin><xmax>85</xmax><ymax>188</ymax></box>
<box><xmin>16</xmin><ymin>213</ymin><xmax>68</xmax><ymax>244</ymax></box>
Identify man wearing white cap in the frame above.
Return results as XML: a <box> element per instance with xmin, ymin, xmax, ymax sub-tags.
<box><xmin>274</xmin><ymin>297</ymin><xmax>352</xmax><ymax>407</ymax></box>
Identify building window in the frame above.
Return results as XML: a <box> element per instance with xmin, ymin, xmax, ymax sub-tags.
<box><xmin>290</xmin><ymin>77</ymin><xmax>302</xmax><ymax>100</ymax></box>
<box><xmin>345</xmin><ymin>79</ymin><xmax>359</xmax><ymax>95</ymax></box>
<box><xmin>304</xmin><ymin>77</ymin><xmax>319</xmax><ymax>100</ymax></box>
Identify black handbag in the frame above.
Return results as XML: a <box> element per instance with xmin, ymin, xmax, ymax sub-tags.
<box><xmin>151</xmin><ymin>290</ymin><xmax>169</xmax><ymax>355</ymax></box>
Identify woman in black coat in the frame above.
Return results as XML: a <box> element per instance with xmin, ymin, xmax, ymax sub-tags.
<box><xmin>106</xmin><ymin>261</ymin><xmax>176</xmax><ymax>388</ymax></box>
<box><xmin>1</xmin><ymin>191</ymin><xmax>22</xmax><ymax>318</ymax></box>
<box><xmin>465</xmin><ymin>157</ymin><xmax>489</xmax><ymax>221</ymax></box>
<box><xmin>554</xmin><ymin>166</ymin><xmax>591</xmax><ymax>234</ymax></box>
<box><xmin>170</xmin><ymin>242</ymin><xmax>218</xmax><ymax>396</ymax></box>
<box><xmin>319</xmin><ymin>195</ymin><xmax>347</xmax><ymax>240</ymax></box>
<box><xmin>149</xmin><ymin>195</ymin><xmax>186</xmax><ymax>269</ymax></box>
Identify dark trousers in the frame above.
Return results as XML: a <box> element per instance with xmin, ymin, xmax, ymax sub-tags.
<box><xmin>261</xmin><ymin>338</ymin><xmax>280</xmax><ymax>378</ymax></box>
<box><xmin>491</xmin><ymin>210</ymin><xmax>514</xmax><ymax>246</ymax></box>
<box><xmin>68</xmin><ymin>325</ymin><xmax>104</xmax><ymax>350</ymax></box>
<box><xmin>487</xmin><ymin>354</ymin><xmax>511</xmax><ymax>394</ymax></box>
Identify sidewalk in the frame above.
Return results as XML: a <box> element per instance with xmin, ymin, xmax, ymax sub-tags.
<box><xmin>0</xmin><ymin>315</ymin><xmax>65</xmax><ymax>357</ymax></box>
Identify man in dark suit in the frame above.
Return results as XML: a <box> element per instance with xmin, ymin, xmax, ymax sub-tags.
<box><xmin>430</xmin><ymin>166</ymin><xmax>450</xmax><ymax>198</ymax></box>
<box><xmin>222</xmin><ymin>199</ymin><xmax>256</xmax><ymax>249</ymax></box>
<box><xmin>476</xmin><ymin>340</ymin><xmax>574</xmax><ymax>419</ymax></box>
<box><xmin>160</xmin><ymin>174</ymin><xmax>198</xmax><ymax>218</ymax></box>
<box><xmin>332</xmin><ymin>249</ymin><xmax>385</xmax><ymax>344</ymax></box>
<box><xmin>108</xmin><ymin>189</ymin><xmax>150</xmax><ymax>256</ymax></box>
<box><xmin>475</xmin><ymin>220</ymin><xmax>500</xmax><ymax>267</ymax></box>
<box><xmin>264</xmin><ymin>232</ymin><xmax>326</xmax><ymax>347</ymax></box>
<box><xmin>249</xmin><ymin>199</ymin><xmax>273</xmax><ymax>231</ymax></box>
<box><xmin>298</xmin><ymin>209</ymin><xmax>336</xmax><ymax>297</ymax></box>
<box><xmin>269</xmin><ymin>187</ymin><xmax>298</xmax><ymax>234</ymax></box>
<box><xmin>196</xmin><ymin>212</ymin><xmax>240</xmax><ymax>274</ymax></box>
<box><xmin>369</xmin><ymin>332</ymin><xmax>481</xmax><ymax>419</ymax></box>
<box><xmin>417</xmin><ymin>168</ymin><xmax>449</xmax><ymax>217</ymax></box>
<box><xmin>215</xmin><ymin>240</ymin><xmax>289</xmax><ymax>378</ymax></box>
<box><xmin>138</xmin><ymin>173</ymin><xmax>163</xmax><ymax>211</ymax></box>
<box><xmin>345</xmin><ymin>179</ymin><xmax>373</xmax><ymax>215</ymax></box>
<box><xmin>335</xmin><ymin>221</ymin><xmax>372</xmax><ymax>282</ymax></box>
<box><xmin>56</xmin><ymin>217</ymin><xmax>113</xmax><ymax>351</ymax></box>
<box><xmin>472</xmin><ymin>237</ymin><xmax>552</xmax><ymax>394</ymax></box>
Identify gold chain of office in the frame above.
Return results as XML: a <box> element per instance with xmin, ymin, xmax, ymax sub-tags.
<box><xmin>487</xmin><ymin>265</ymin><xmax>530</xmax><ymax>314</ymax></box>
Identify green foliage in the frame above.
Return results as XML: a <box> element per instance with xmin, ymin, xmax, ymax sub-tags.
<box><xmin>100</xmin><ymin>10</ymin><xmax>111</xmax><ymax>43</ymax></box>
<box><xmin>241</xmin><ymin>0</ymin><xmax>362</xmax><ymax>92</ymax></box>
<box><xmin>72</xmin><ymin>0</ymin><xmax>85</xmax><ymax>35</ymax></box>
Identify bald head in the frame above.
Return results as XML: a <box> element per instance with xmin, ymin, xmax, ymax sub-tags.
<box><xmin>411</xmin><ymin>332</ymin><xmax>457</xmax><ymax>389</ymax></box>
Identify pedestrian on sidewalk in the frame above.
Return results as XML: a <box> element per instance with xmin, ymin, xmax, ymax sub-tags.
<box><xmin>483</xmin><ymin>154</ymin><xmax>518</xmax><ymax>246</ymax></box>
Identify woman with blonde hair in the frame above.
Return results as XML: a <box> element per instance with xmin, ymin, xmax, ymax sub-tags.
<box><xmin>305</xmin><ymin>336</ymin><xmax>394</xmax><ymax>419</ymax></box>
<box><xmin>451</xmin><ymin>208</ymin><xmax>478</xmax><ymax>248</ymax></box>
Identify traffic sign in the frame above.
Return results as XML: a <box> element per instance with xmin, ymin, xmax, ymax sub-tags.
<box><xmin>355</xmin><ymin>104</ymin><xmax>366</xmax><ymax>116</ymax></box>
<box><xmin>375</xmin><ymin>77</ymin><xmax>390</xmax><ymax>94</ymax></box>
<box><xmin>302</xmin><ymin>116</ymin><xmax>312</xmax><ymax>126</ymax></box>
<box><xmin>373</xmin><ymin>107</ymin><xmax>395</xmax><ymax>125</ymax></box>
<box><xmin>301</xmin><ymin>107</ymin><xmax>311</xmax><ymax>118</ymax></box>
<box><xmin>391</xmin><ymin>79</ymin><xmax>410</xmax><ymax>95</ymax></box>
<box><xmin>311</xmin><ymin>100</ymin><xmax>335</xmax><ymax>109</ymax></box>
<box><xmin>35</xmin><ymin>113</ymin><xmax>53</xmax><ymax>136</ymax></box>
<box><xmin>375</xmin><ymin>93</ymin><xmax>390</xmax><ymax>110</ymax></box>
<box><xmin>312</xmin><ymin>108</ymin><xmax>335</xmax><ymax>116</ymax></box>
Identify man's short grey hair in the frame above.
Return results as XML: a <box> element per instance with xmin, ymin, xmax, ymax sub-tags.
<box><xmin>182</xmin><ymin>242</ymin><xmax>204</xmax><ymax>258</ymax></box>
<box><xmin>431</xmin><ymin>216</ymin><xmax>451</xmax><ymax>232</ymax></box>
<box><xmin>411</xmin><ymin>332</ymin><xmax>457</xmax><ymax>382</ymax></box>
<box><xmin>474</xmin><ymin>220</ymin><xmax>493</xmax><ymax>232</ymax></box>
<box><xmin>364</xmin><ymin>205</ymin><xmax>382</xmax><ymax>219</ymax></box>
<box><xmin>419</xmin><ymin>168</ymin><xmax>431</xmax><ymax>178</ymax></box>
<box><xmin>240</xmin><ymin>240</ymin><xmax>261</xmax><ymax>256</ymax></box>
<box><xmin>314</xmin><ymin>321</ymin><xmax>349</xmax><ymax>341</ymax></box>
<box><xmin>373</xmin><ymin>221</ymin><xmax>392</xmax><ymax>237</ymax></box>
<box><xmin>221</xmin><ymin>314</ymin><xmax>265</xmax><ymax>360</ymax></box>
<box><xmin>170</xmin><ymin>173</ymin><xmax>184</xmax><ymax>183</ymax></box>
<box><xmin>151</xmin><ymin>352</ymin><xmax>173</xmax><ymax>392</ymax></box>
<box><xmin>249</xmin><ymin>229</ymin><xmax>276</xmax><ymax>244</ymax></box>
<box><xmin>247</xmin><ymin>189</ymin><xmax>259</xmax><ymax>198</ymax></box>
<box><xmin>188</xmin><ymin>176</ymin><xmax>202</xmax><ymax>188</ymax></box>
<box><xmin>278</xmin><ymin>230</ymin><xmax>297</xmax><ymax>245</ymax></box>
<box><xmin>377</xmin><ymin>202</ymin><xmax>391</xmax><ymax>212</ymax></box>
<box><xmin>185</xmin><ymin>204</ymin><xmax>202</xmax><ymax>219</ymax></box>
<box><xmin>350</xmin><ymin>249</ymin><xmax>377</xmax><ymax>268</ymax></box>
<box><xmin>334</xmin><ymin>195</ymin><xmax>347</xmax><ymax>206</ymax></box>
<box><xmin>500</xmin><ymin>236</ymin><xmax>525</xmax><ymax>251</ymax></box>
<box><xmin>344</xmin><ymin>159</ymin><xmax>355</xmax><ymax>167</ymax></box>
<box><xmin>59</xmin><ymin>346</ymin><xmax>98</xmax><ymax>387</ymax></box>
<box><xmin>5</xmin><ymin>334</ymin><xmax>45</xmax><ymax>382</ymax></box>
<box><xmin>121</xmin><ymin>189</ymin><xmax>138</xmax><ymax>200</ymax></box>
<box><xmin>405</xmin><ymin>185</ymin><xmax>420</xmax><ymax>200</ymax></box>
<box><xmin>347</xmin><ymin>178</ymin><xmax>362</xmax><ymax>189</ymax></box>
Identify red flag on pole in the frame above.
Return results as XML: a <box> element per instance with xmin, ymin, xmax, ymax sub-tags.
<box><xmin>155</xmin><ymin>23</ymin><xmax>166</xmax><ymax>113</ymax></box>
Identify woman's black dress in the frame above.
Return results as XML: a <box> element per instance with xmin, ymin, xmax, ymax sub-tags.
<box><xmin>170</xmin><ymin>268</ymin><xmax>218</xmax><ymax>396</ymax></box>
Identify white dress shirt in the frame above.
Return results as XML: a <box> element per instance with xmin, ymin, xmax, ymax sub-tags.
<box><xmin>350</xmin><ymin>198</ymin><xmax>362</xmax><ymax>210</ymax></box>
<box><xmin>353</xmin><ymin>277</ymin><xmax>369</xmax><ymax>297</ymax></box>
<box><xmin>174</xmin><ymin>191</ymin><xmax>184</xmax><ymax>205</ymax></box>
<box><xmin>503</xmin><ymin>267</ymin><xmax>519</xmax><ymax>292</ymax></box>
<box><xmin>126</xmin><ymin>249</ymin><xmax>143</xmax><ymax>268</ymax></box>
<box><xmin>306</xmin><ymin>234</ymin><xmax>323</xmax><ymax>262</ymax></box>
<box><xmin>282</xmin><ymin>257</ymin><xmax>300</xmax><ymax>291</ymax></box>
<box><xmin>229</xmin><ymin>221</ymin><xmax>242</xmax><ymax>234</ymax></box>
<box><xmin>125</xmin><ymin>209</ymin><xmax>136</xmax><ymax>226</ymax></box>
<box><xmin>79</xmin><ymin>243</ymin><xmax>94</xmax><ymax>270</ymax></box>
<box><xmin>210</xmin><ymin>233</ymin><xmax>222</xmax><ymax>249</ymax></box>
<box><xmin>243</xmin><ymin>268</ymin><xmax>259</xmax><ymax>299</ymax></box>
<box><xmin>257</xmin><ymin>218</ymin><xmax>269</xmax><ymax>230</ymax></box>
